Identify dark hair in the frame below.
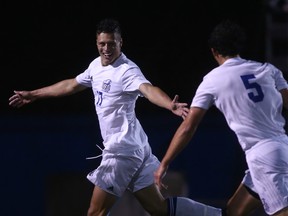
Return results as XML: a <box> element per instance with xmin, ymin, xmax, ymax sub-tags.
<box><xmin>96</xmin><ymin>18</ymin><xmax>122</xmax><ymax>36</ymax></box>
<box><xmin>208</xmin><ymin>20</ymin><xmax>246</xmax><ymax>57</ymax></box>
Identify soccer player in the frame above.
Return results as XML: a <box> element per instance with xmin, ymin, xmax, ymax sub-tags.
<box><xmin>9</xmin><ymin>18</ymin><xmax>222</xmax><ymax>216</ymax></box>
<box><xmin>154</xmin><ymin>20</ymin><xmax>288</xmax><ymax>216</ymax></box>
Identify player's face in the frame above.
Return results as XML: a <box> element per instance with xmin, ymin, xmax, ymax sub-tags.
<box><xmin>96</xmin><ymin>32</ymin><xmax>122</xmax><ymax>66</ymax></box>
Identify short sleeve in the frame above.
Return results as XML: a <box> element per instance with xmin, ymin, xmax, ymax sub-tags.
<box><xmin>76</xmin><ymin>68</ymin><xmax>92</xmax><ymax>87</ymax></box>
<box><xmin>122</xmin><ymin>67</ymin><xmax>151</xmax><ymax>92</ymax></box>
<box><xmin>271</xmin><ymin>64</ymin><xmax>288</xmax><ymax>91</ymax></box>
<box><xmin>191</xmin><ymin>77</ymin><xmax>214</xmax><ymax>110</ymax></box>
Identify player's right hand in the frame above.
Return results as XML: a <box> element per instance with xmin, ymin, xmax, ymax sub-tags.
<box><xmin>154</xmin><ymin>163</ymin><xmax>169</xmax><ymax>190</ymax></box>
<box><xmin>9</xmin><ymin>90</ymin><xmax>34</xmax><ymax>108</ymax></box>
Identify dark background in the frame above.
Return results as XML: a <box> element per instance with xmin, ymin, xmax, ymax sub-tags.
<box><xmin>0</xmin><ymin>0</ymin><xmax>274</xmax><ymax>215</ymax></box>
<box><xmin>2</xmin><ymin>0</ymin><xmax>267</xmax><ymax>115</ymax></box>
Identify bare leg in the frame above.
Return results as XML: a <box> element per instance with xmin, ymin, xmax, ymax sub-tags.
<box><xmin>134</xmin><ymin>183</ymin><xmax>221</xmax><ymax>216</ymax></box>
<box><xmin>273</xmin><ymin>206</ymin><xmax>288</xmax><ymax>216</ymax></box>
<box><xmin>226</xmin><ymin>183</ymin><xmax>262</xmax><ymax>216</ymax></box>
<box><xmin>87</xmin><ymin>186</ymin><xmax>117</xmax><ymax>216</ymax></box>
<box><xmin>134</xmin><ymin>183</ymin><xmax>168</xmax><ymax>216</ymax></box>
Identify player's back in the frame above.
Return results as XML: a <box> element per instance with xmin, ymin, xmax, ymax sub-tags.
<box><xmin>207</xmin><ymin>57</ymin><xmax>286</xmax><ymax>151</ymax></box>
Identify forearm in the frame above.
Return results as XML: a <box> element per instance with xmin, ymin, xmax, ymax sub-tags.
<box><xmin>30</xmin><ymin>79</ymin><xmax>82</xmax><ymax>99</ymax></box>
<box><xmin>9</xmin><ymin>78</ymin><xmax>85</xmax><ymax>108</ymax></box>
<box><xmin>161</xmin><ymin>123</ymin><xmax>195</xmax><ymax>166</ymax></box>
<box><xmin>142</xmin><ymin>85</ymin><xmax>172</xmax><ymax>111</ymax></box>
<box><xmin>161</xmin><ymin>108</ymin><xmax>205</xmax><ymax>166</ymax></box>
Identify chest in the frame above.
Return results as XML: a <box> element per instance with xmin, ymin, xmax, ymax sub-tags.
<box><xmin>90</xmin><ymin>68</ymin><xmax>124</xmax><ymax>95</ymax></box>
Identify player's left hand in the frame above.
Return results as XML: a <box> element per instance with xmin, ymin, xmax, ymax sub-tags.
<box><xmin>171</xmin><ymin>95</ymin><xmax>189</xmax><ymax>120</ymax></box>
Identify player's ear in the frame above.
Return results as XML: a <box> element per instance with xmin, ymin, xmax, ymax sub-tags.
<box><xmin>211</xmin><ymin>48</ymin><xmax>221</xmax><ymax>58</ymax></box>
<box><xmin>211</xmin><ymin>48</ymin><xmax>216</xmax><ymax>55</ymax></box>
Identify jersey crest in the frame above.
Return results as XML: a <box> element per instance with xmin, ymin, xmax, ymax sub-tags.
<box><xmin>102</xmin><ymin>79</ymin><xmax>112</xmax><ymax>92</ymax></box>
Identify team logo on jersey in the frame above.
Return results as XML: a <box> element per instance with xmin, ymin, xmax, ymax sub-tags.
<box><xmin>102</xmin><ymin>79</ymin><xmax>112</xmax><ymax>92</ymax></box>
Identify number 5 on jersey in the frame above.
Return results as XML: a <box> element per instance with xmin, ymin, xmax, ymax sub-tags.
<box><xmin>241</xmin><ymin>74</ymin><xmax>264</xmax><ymax>102</ymax></box>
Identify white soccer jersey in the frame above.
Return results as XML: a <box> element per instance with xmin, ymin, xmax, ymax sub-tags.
<box><xmin>76</xmin><ymin>53</ymin><xmax>151</xmax><ymax>152</ymax></box>
<box><xmin>191</xmin><ymin>57</ymin><xmax>288</xmax><ymax>151</ymax></box>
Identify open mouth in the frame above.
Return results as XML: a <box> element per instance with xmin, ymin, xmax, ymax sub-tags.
<box><xmin>104</xmin><ymin>53</ymin><xmax>112</xmax><ymax>58</ymax></box>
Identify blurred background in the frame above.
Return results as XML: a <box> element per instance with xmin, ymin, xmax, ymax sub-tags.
<box><xmin>1</xmin><ymin>0</ymin><xmax>288</xmax><ymax>215</ymax></box>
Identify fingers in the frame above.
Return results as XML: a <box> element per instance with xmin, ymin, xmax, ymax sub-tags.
<box><xmin>8</xmin><ymin>91</ymin><xmax>25</xmax><ymax>108</ymax></box>
<box><xmin>154</xmin><ymin>164</ymin><xmax>169</xmax><ymax>190</ymax></box>
<box><xmin>182</xmin><ymin>107</ymin><xmax>190</xmax><ymax>118</ymax></box>
<box><xmin>172</xmin><ymin>95</ymin><xmax>179</xmax><ymax>103</ymax></box>
<box><xmin>160</xmin><ymin>182</ymin><xmax>168</xmax><ymax>190</ymax></box>
<box><xmin>154</xmin><ymin>172</ymin><xmax>163</xmax><ymax>189</ymax></box>
<box><xmin>178</xmin><ymin>102</ymin><xmax>188</xmax><ymax>107</ymax></box>
<box><xmin>170</xmin><ymin>95</ymin><xmax>190</xmax><ymax>120</ymax></box>
<box><xmin>172</xmin><ymin>95</ymin><xmax>188</xmax><ymax>109</ymax></box>
<box><xmin>154</xmin><ymin>174</ymin><xmax>168</xmax><ymax>190</ymax></box>
<box><xmin>8</xmin><ymin>94</ymin><xmax>18</xmax><ymax>106</ymax></box>
<box><xmin>9</xmin><ymin>97</ymin><xmax>23</xmax><ymax>107</ymax></box>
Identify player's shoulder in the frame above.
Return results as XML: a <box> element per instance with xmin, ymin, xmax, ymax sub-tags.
<box><xmin>114</xmin><ymin>54</ymin><xmax>141</xmax><ymax>75</ymax></box>
<box><xmin>247</xmin><ymin>60</ymin><xmax>281</xmax><ymax>74</ymax></box>
<box><xmin>119</xmin><ymin>53</ymin><xmax>139</xmax><ymax>68</ymax></box>
<box><xmin>88</xmin><ymin>56</ymin><xmax>102</xmax><ymax>68</ymax></box>
<box><xmin>245</xmin><ymin>58</ymin><xmax>273</xmax><ymax>68</ymax></box>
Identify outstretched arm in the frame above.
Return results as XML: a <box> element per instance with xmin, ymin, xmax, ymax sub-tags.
<box><xmin>154</xmin><ymin>107</ymin><xmax>207</xmax><ymax>189</ymax></box>
<box><xmin>139</xmin><ymin>83</ymin><xmax>189</xmax><ymax>119</ymax></box>
<box><xmin>9</xmin><ymin>78</ymin><xmax>87</xmax><ymax>108</ymax></box>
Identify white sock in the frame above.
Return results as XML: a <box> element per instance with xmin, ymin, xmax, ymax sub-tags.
<box><xmin>169</xmin><ymin>197</ymin><xmax>222</xmax><ymax>216</ymax></box>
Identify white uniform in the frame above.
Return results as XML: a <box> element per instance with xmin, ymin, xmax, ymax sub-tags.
<box><xmin>76</xmin><ymin>53</ymin><xmax>160</xmax><ymax>197</ymax></box>
<box><xmin>191</xmin><ymin>57</ymin><xmax>288</xmax><ymax>215</ymax></box>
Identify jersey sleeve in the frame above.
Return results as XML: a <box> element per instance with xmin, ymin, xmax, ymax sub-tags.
<box><xmin>271</xmin><ymin>64</ymin><xmax>288</xmax><ymax>90</ymax></box>
<box><xmin>191</xmin><ymin>76</ymin><xmax>214</xmax><ymax>109</ymax></box>
<box><xmin>75</xmin><ymin>68</ymin><xmax>92</xmax><ymax>87</ymax></box>
<box><xmin>122</xmin><ymin>67</ymin><xmax>151</xmax><ymax>94</ymax></box>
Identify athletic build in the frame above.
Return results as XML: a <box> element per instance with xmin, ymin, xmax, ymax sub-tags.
<box><xmin>9</xmin><ymin>18</ymin><xmax>222</xmax><ymax>216</ymax></box>
<box><xmin>155</xmin><ymin>20</ymin><xmax>288</xmax><ymax>216</ymax></box>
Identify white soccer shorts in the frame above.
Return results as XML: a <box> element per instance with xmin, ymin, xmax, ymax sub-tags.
<box><xmin>244</xmin><ymin>135</ymin><xmax>288</xmax><ymax>215</ymax></box>
<box><xmin>87</xmin><ymin>145</ymin><xmax>160</xmax><ymax>197</ymax></box>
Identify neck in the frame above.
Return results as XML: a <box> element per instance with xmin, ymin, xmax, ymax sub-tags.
<box><xmin>217</xmin><ymin>55</ymin><xmax>239</xmax><ymax>65</ymax></box>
